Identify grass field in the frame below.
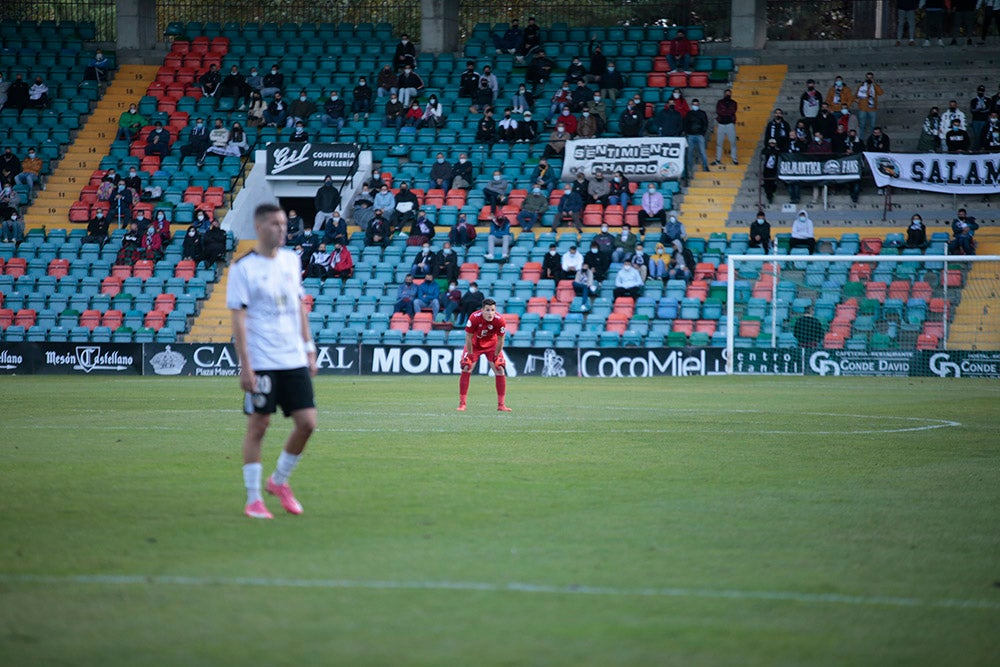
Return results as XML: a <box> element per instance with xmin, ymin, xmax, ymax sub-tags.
<box><xmin>1</xmin><ymin>375</ymin><xmax>998</xmax><ymax>666</ymax></box>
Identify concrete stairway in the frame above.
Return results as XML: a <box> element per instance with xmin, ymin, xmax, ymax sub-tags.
<box><xmin>185</xmin><ymin>239</ymin><xmax>254</xmax><ymax>342</ymax></box>
<box><xmin>24</xmin><ymin>65</ymin><xmax>160</xmax><ymax>232</ymax></box>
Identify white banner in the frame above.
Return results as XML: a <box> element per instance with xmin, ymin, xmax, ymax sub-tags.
<box><xmin>864</xmin><ymin>152</ymin><xmax>1000</xmax><ymax>194</ymax></box>
<box><xmin>561</xmin><ymin>137</ymin><xmax>686</xmax><ymax>182</ymax></box>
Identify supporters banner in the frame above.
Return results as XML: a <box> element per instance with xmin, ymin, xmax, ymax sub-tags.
<box><xmin>560</xmin><ymin>137</ymin><xmax>686</xmax><ymax>182</ymax></box>
<box><xmin>776</xmin><ymin>153</ymin><xmax>864</xmax><ymax>182</ymax></box>
<box><xmin>577</xmin><ymin>347</ymin><xmax>727</xmax><ymax>377</ymax></box>
<box><xmin>143</xmin><ymin>343</ymin><xmax>359</xmax><ymax>376</ymax></box>
<box><xmin>863</xmin><ymin>152</ymin><xmax>1000</xmax><ymax>194</ymax></box>
<box><xmin>265</xmin><ymin>142</ymin><xmax>361</xmax><ymax>180</ymax></box>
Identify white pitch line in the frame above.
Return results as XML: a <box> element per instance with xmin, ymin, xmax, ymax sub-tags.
<box><xmin>1</xmin><ymin>574</ymin><xmax>997</xmax><ymax>611</ymax></box>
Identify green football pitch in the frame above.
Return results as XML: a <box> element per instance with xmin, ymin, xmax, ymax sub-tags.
<box><xmin>1</xmin><ymin>375</ymin><xmax>998</xmax><ymax>666</ymax></box>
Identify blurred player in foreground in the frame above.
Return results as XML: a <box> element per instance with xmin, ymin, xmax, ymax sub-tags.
<box><xmin>458</xmin><ymin>298</ymin><xmax>511</xmax><ymax>411</ymax></box>
<box><xmin>228</xmin><ymin>203</ymin><xmax>319</xmax><ymax>519</ymax></box>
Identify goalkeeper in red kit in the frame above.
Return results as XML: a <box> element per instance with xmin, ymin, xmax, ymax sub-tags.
<box><xmin>458</xmin><ymin>298</ymin><xmax>511</xmax><ymax>411</ymax></box>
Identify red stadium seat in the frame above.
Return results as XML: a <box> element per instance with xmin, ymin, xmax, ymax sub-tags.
<box><xmin>823</xmin><ymin>332</ymin><xmax>845</xmax><ymax>349</ymax></box>
<box><xmin>521</xmin><ymin>262</ymin><xmax>542</xmax><ymax>282</ymax></box>
<box><xmin>48</xmin><ymin>259</ymin><xmax>70</xmax><ymax>279</ymax></box>
<box><xmin>646</xmin><ymin>73</ymin><xmax>667</xmax><ymax>88</ymax></box>
<box><xmin>101</xmin><ymin>276</ymin><xmax>123</xmax><ymax>296</ymax></box>
<box><xmin>606</xmin><ymin>313</ymin><xmax>629</xmax><ymax>334</ymax></box>
<box><xmin>79</xmin><ymin>309</ymin><xmax>101</xmax><ymax>330</ymax></box>
<box><xmin>668</xmin><ymin>73</ymin><xmax>689</xmax><ymax>88</ymax></box>
<box><xmin>174</xmin><ymin>260</ymin><xmax>196</xmax><ymax>280</ymax></box>
<box><xmin>915</xmin><ymin>333</ymin><xmax>939</xmax><ymax>350</ymax></box>
<box><xmin>5</xmin><ymin>257</ymin><xmax>26</xmax><ymax>278</ymax></box>
<box><xmin>389</xmin><ymin>313</ymin><xmax>411</xmax><ymax>332</ymax></box>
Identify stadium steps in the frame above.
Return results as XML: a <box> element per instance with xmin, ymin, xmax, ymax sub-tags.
<box><xmin>185</xmin><ymin>239</ymin><xmax>254</xmax><ymax>342</ymax></box>
<box><xmin>679</xmin><ymin>64</ymin><xmax>787</xmax><ymax>238</ymax></box>
<box><xmin>947</xmin><ymin>235</ymin><xmax>1000</xmax><ymax>350</ymax></box>
<box><xmin>23</xmin><ymin>65</ymin><xmax>161</xmax><ymax>233</ymax></box>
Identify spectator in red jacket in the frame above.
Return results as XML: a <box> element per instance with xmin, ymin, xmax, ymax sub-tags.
<box><xmin>667</xmin><ymin>30</ymin><xmax>694</xmax><ymax>73</ymax></box>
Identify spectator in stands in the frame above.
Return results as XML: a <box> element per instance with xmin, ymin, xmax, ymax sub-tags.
<box><xmin>866</xmin><ymin>126</ymin><xmax>891</xmax><ymax>152</ymax></box>
<box><xmin>205</xmin><ymin>121</ymin><xmax>248</xmax><ymax>161</ymax></box>
<box><xmin>28</xmin><ymin>76</ymin><xmax>49</xmax><ymax>109</ymax></box>
<box><xmin>314</xmin><ymin>175</ymin><xmax>341</xmax><ymax>232</ymax></box>
<box><xmin>287</xmin><ymin>89</ymin><xmax>317</xmax><ymax>128</ymax></box>
<box><xmin>855</xmin><ymin>72</ymin><xmax>884</xmax><ymax>140</ymax></box>
<box><xmin>951</xmin><ymin>208</ymin><xmax>979</xmax><ymax>239</ymax></box>
<box><xmin>748</xmin><ymin>211</ymin><xmax>771</xmax><ymax>253</ymax></box>
<box><xmin>526</xmin><ymin>50</ymin><xmax>554</xmax><ymax>96</ymax></box>
<box><xmin>394</xmin><ymin>274</ymin><xmax>419</xmax><ymax>316</ymax></box>
<box><xmin>652</xmin><ymin>100</ymin><xmax>684</xmax><ymax>137</ymax></box>
<box><xmin>571</xmin><ymin>171</ymin><xmax>588</xmax><ymax>202</ymax></box>
<box><xmin>140</xmin><ymin>221</ymin><xmax>164</xmax><ymax>261</ymax></box>
<box><xmin>408</xmin><ymin>213</ymin><xmax>436</xmax><ymax>247</ymax></box>
<box><xmin>982</xmin><ymin>111</ymin><xmax>1000</xmax><ymax>151</ymax></box>
<box><xmin>528</xmin><ymin>156</ymin><xmax>554</xmax><ymax>191</ymax></box>
<box><xmin>714</xmin><ymin>88</ymin><xmax>739</xmax><ymax>166</ymax></box>
<box><xmin>483</xmin><ymin>170</ymin><xmax>510</xmax><ymax>214</ymax></box>
<box><xmin>436</xmin><ymin>241</ymin><xmax>460</xmax><ymax>283</ymax></box>
<box><xmin>480</xmin><ymin>65</ymin><xmax>499</xmax><ymax>99</ymax></box>
<box><xmin>390</xmin><ymin>182</ymin><xmax>419</xmax><ymax>234</ymax></box>
<box><xmin>584</xmin><ymin>240</ymin><xmax>609</xmax><ymax>282</ymax></box>
<box><xmin>637</xmin><ymin>183</ymin><xmax>666</xmax><ymax>234</ymax></box>
<box><xmin>219</xmin><ymin>66</ymin><xmax>248</xmax><ymax>110</ymax></box>
<box><xmin>124</xmin><ymin>166</ymin><xmax>142</xmax><ymax>196</ymax></box>
<box><xmin>684</xmin><ymin>98</ymin><xmax>711</xmax><ymax>173</ymax></box>
<box><xmin>945</xmin><ymin>118</ymin><xmax>972</xmax><ymax>152</ymax></box>
<box><xmin>394</xmin><ymin>34</ymin><xmax>417</xmax><ymax>70</ymax></box>
<box><xmin>305</xmin><ymin>242</ymin><xmax>332</xmax><ymax>278</ymax></box>
<box><xmin>83</xmin><ymin>209</ymin><xmax>110</xmax><ymax>247</ymax></box>
<box><xmin>6</xmin><ymin>74</ymin><xmax>28</xmax><ymax>116</ymax></box>
<box><xmin>969</xmin><ymin>85</ymin><xmax>991</xmax><ymax>151</ymax></box>
<box><xmin>452</xmin><ymin>153</ymin><xmax>473</xmax><ymax>189</ymax></box>
<box><xmin>597</xmin><ymin>61</ymin><xmax>625</xmax><ymax>102</ymax></box>
<box><xmin>789</xmin><ymin>210</ymin><xmax>816</xmax><ymax>254</ymax></box>
<box><xmin>620</xmin><ymin>100</ymin><xmax>644</xmax><ymax>138</ymax></box>
<box><xmin>586</xmin><ymin>39</ymin><xmax>607</xmax><ymax>84</ymax></box>
<box><xmin>611</xmin><ymin>223</ymin><xmax>639</xmax><ymax>263</ymax></box>
<box><xmin>351</xmin><ymin>77</ymin><xmax>373</xmax><ymax>121</ymax></box>
<box><xmin>659</xmin><ymin>213</ymin><xmax>687</xmax><ymax>247</ymax></box>
<box><xmin>260</xmin><ymin>65</ymin><xmax>284</xmax><ymax>98</ymax></box>
<box><xmin>587</xmin><ymin>169</ymin><xmax>611</xmax><ymax>206</ymax></box>
<box><xmin>365</xmin><ymin>209</ymin><xmax>392</xmax><ymax>248</ymax></box>
<box><xmin>200</xmin><ymin>118</ymin><xmax>230</xmax><ymax>166</ymax></box>
<box><xmin>940</xmin><ymin>99</ymin><xmax>967</xmax><ymax>142</ymax></box>
<box><xmin>808</xmin><ymin>130</ymin><xmax>832</xmax><ymax>156</ymax></box>
<box><xmin>564</xmin><ymin>56</ymin><xmax>586</xmax><ymax>86</ymax></box>
<box><xmin>458</xmin><ymin>61</ymin><xmax>480</xmax><ymax>99</ymax></box>
<box><xmin>666</xmin><ymin>240</ymin><xmax>695</xmax><ymax>284</ymax></box>
<box><xmin>151</xmin><ymin>210</ymin><xmax>171</xmax><ymax>246</ymax></box>
<box><xmin>614</xmin><ymin>260</ymin><xmax>644</xmax><ymax>298</ymax></box>
<box><xmin>586</xmin><ymin>92</ymin><xmax>608</xmax><ymax>130</ymax></box>
<box><xmin>950</xmin><ymin>220</ymin><xmax>977</xmax><ymax>254</ymax></box>
<box><xmin>905</xmin><ymin>214</ymin><xmax>929</xmax><ymax>249</ymax></box>
<box><xmin>85</xmin><ymin>49</ymin><xmax>112</xmax><ymax>82</ymax></box>
<box><xmin>541</xmin><ymin>243</ymin><xmax>561</xmax><ymax>280</ymax></box>
<box><xmin>825</xmin><ymin>74</ymin><xmax>854</xmax><ymax>110</ymax></box>
<box><xmin>448</xmin><ymin>213</ymin><xmax>477</xmax><ymax>248</ymax></box>
<box><xmin>384</xmin><ymin>92</ymin><xmax>404</xmax><ymax>128</ymax></box>
<box><xmin>547</xmin><ymin>81</ymin><xmax>572</xmax><ymax>123</ymax></box>
<box><xmin>263</xmin><ymin>92</ymin><xmax>288</xmax><ymax>127</ymax></box>
<box><xmin>517</xmin><ymin>184</ymin><xmax>548</xmax><ymax>232</ymax></box>
<box><xmin>132</xmin><ymin>209</ymin><xmax>151</xmax><ymax>235</ymax></box>
<box><xmin>373</xmin><ymin>182</ymin><xmax>395</xmax><ymax>213</ymax></box>
<box><xmin>498</xmin><ymin>108</ymin><xmax>519</xmax><ymax>143</ymax></box>
<box><xmin>577</xmin><ymin>108</ymin><xmax>599</xmax><ymax>139</ymax></box>
<box><xmin>109</xmin><ymin>181</ymin><xmax>133</xmax><ymax>229</ymax></box>
<box><xmin>458</xmin><ymin>282</ymin><xmax>486</xmax><ymax>322</ymax></box>
<box><xmin>414</xmin><ymin>276</ymin><xmax>442</xmax><ymax>319</ymax></box>
<box><xmin>629</xmin><ymin>243</ymin><xmax>649</xmax><ymax>281</ymax></box>
<box><xmin>117</xmin><ymin>103</ymin><xmax>147</xmax><ymax>142</ymax></box>
<box><xmin>469</xmin><ymin>78</ymin><xmax>494</xmax><ymax>114</ymax></box>
<box><xmin>594</xmin><ymin>222</ymin><xmax>615</xmax><ymax>259</ymax></box>
<box><xmin>555</xmin><ymin>183</ymin><xmax>583</xmax><ymax>232</ymax></box>
<box><xmin>0</xmin><ymin>209</ymin><xmax>22</xmax><ymax>243</ymax></box>
<box><xmin>376</xmin><ymin>65</ymin><xmax>398</xmax><ymax>99</ymax></box>
<box><xmin>835</xmin><ymin>104</ymin><xmax>858</xmax><ymax>136</ymax></box>
<box><xmin>572</xmin><ymin>263</ymin><xmax>598</xmax><ymax>311</ymax></box>
<box><xmin>202</xmin><ymin>218</ymin><xmax>227</xmax><ymax>268</ymax></box>
<box><xmin>517</xmin><ymin>110</ymin><xmax>538</xmax><ymax>143</ymax></box>
<box><xmin>288</xmin><ymin>120</ymin><xmax>309</xmax><ymax>143</ymax></box>
<box><xmin>0</xmin><ymin>73</ymin><xmax>8</xmax><ymax>110</ymax></box>
<box><xmin>245</xmin><ymin>67</ymin><xmax>262</xmax><ymax>95</ymax></box>
<box><xmin>328</xmin><ymin>240</ymin><xmax>354</xmax><ymax>281</ymax></box>
<box><xmin>180</xmin><ymin>117</ymin><xmax>211</xmax><ymax>166</ymax></box>
<box><xmin>814</xmin><ymin>103</ymin><xmax>838</xmax><ymax>141</ymax></box>
<box><xmin>790</xmin><ymin>120</ymin><xmax>810</xmax><ymax>153</ymax></box>
<box><xmin>569</xmin><ymin>79</ymin><xmax>593</xmax><ymax>114</ymax></box>
<box><xmin>799</xmin><ymin>79</ymin><xmax>822</xmax><ymax>133</ymax></box>
<box><xmin>396</xmin><ymin>65</ymin><xmax>424</xmax><ymax>107</ymax></box>
<box><xmin>419</xmin><ymin>95</ymin><xmax>445</xmax><ymax>132</ymax></box>
<box><xmin>915</xmin><ymin>106</ymin><xmax>943</xmax><ymax>152</ymax></box>
<box><xmin>429</xmin><ymin>153</ymin><xmax>453</xmax><ymax>192</ymax></box>
<box><xmin>443</xmin><ymin>281</ymin><xmax>462</xmax><ymax>322</ymax></box>
<box><xmin>666</xmin><ymin>29</ymin><xmax>694</xmax><ymax>73</ymax></box>
<box><xmin>556</xmin><ymin>107</ymin><xmax>578</xmax><ymax>135</ymax></box>
<box><xmin>193</xmin><ymin>209</ymin><xmax>211</xmax><ymax>234</ymax></box>
<box><xmin>322</xmin><ymin>210</ymin><xmax>348</xmax><ymax>247</ymax></box>
<box><xmin>0</xmin><ymin>147</ymin><xmax>20</xmax><ymax>187</ymax></box>
<box><xmin>144</xmin><ymin>121</ymin><xmax>171</xmax><ymax>160</ymax></box>
<box><xmin>200</xmin><ymin>64</ymin><xmax>221</xmax><ymax>101</ymax></box>
<box><xmin>760</xmin><ymin>138</ymin><xmax>781</xmax><ymax>204</ymax></box>
<box><xmin>475</xmin><ymin>107</ymin><xmax>497</xmax><ymax>143</ymax></box>
<box><xmin>485</xmin><ymin>213</ymin><xmax>512</xmax><ymax>259</ymax></box>
<box><xmin>764</xmin><ymin>108</ymin><xmax>791</xmax><ymax>151</ymax></box>
<box><xmin>647</xmin><ymin>243</ymin><xmax>671</xmax><ymax>282</ymax></box>
<box><xmin>114</xmin><ymin>221</ymin><xmax>142</xmax><ymax>266</ymax></box>
<box><xmin>246</xmin><ymin>91</ymin><xmax>265</xmax><ymax>128</ymax></box>
<box><xmin>922</xmin><ymin>0</ymin><xmax>947</xmax><ymax>46</ymax></box>
<box><xmin>896</xmin><ymin>0</ymin><xmax>919</xmax><ymax>45</ymax></box>
<box><xmin>492</xmin><ymin>20</ymin><xmax>523</xmax><ymax>54</ymax></box>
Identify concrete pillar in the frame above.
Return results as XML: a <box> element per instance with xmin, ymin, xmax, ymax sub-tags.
<box><xmin>421</xmin><ymin>0</ymin><xmax>460</xmax><ymax>54</ymax></box>
<box><xmin>116</xmin><ymin>0</ymin><xmax>158</xmax><ymax>53</ymax></box>
<box><xmin>730</xmin><ymin>0</ymin><xmax>767</xmax><ymax>50</ymax></box>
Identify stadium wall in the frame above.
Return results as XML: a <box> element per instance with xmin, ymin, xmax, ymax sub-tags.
<box><xmin>2</xmin><ymin>343</ymin><xmax>999</xmax><ymax>378</ymax></box>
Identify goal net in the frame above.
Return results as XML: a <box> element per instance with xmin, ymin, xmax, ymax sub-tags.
<box><xmin>723</xmin><ymin>249</ymin><xmax>1000</xmax><ymax>377</ymax></box>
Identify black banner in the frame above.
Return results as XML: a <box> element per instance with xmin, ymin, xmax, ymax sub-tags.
<box><xmin>777</xmin><ymin>152</ymin><xmax>864</xmax><ymax>182</ymax></box>
<box><xmin>32</xmin><ymin>343</ymin><xmax>143</xmax><ymax>375</ymax></box>
<box><xmin>731</xmin><ymin>348</ymin><xmax>805</xmax><ymax>375</ymax></box>
<box><xmin>144</xmin><ymin>343</ymin><xmax>360</xmax><ymax>376</ymax></box>
<box><xmin>0</xmin><ymin>344</ymin><xmax>35</xmax><ymax>375</ymax></box>
<box><xmin>265</xmin><ymin>142</ymin><xmax>360</xmax><ymax>179</ymax></box>
<box><xmin>806</xmin><ymin>349</ymin><xmax>915</xmax><ymax>377</ymax></box>
<box><xmin>916</xmin><ymin>350</ymin><xmax>1000</xmax><ymax>378</ymax></box>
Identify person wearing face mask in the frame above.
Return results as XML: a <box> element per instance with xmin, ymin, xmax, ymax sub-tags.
<box><xmin>492</xmin><ymin>19</ymin><xmax>523</xmax><ymax>55</ymax></box>
<box><xmin>15</xmin><ymin>148</ymin><xmax>42</xmax><ymax>190</ymax></box>
<box><xmin>748</xmin><ymin>211</ymin><xmax>771</xmax><ymax>253</ymax></box>
<box><xmin>144</xmin><ymin>121</ymin><xmax>171</xmax><ymax>158</ymax></box>
<box><xmin>944</xmin><ymin>120</ymin><xmax>972</xmax><ymax>153</ymax></box>
<box><xmin>525</xmin><ymin>49</ymin><xmax>554</xmax><ymax>96</ymax></box>
<box><xmin>457</xmin><ymin>281</ymin><xmax>486</xmax><ymax>323</ymax></box>
<box><xmin>587</xmin><ymin>169</ymin><xmax>611</xmax><ymax>206</ymax></box>
<box><xmin>570</xmin><ymin>79</ymin><xmax>594</xmax><ymax>113</ymax></box>
<box><xmin>328</xmin><ymin>240</ymin><xmax>355</xmax><ymax>281</ymax></box>
<box><xmin>376</xmin><ymin>64</ymin><xmax>398</xmax><ymax>100</ymax></box>
<box><xmin>180</xmin><ymin>224</ymin><xmax>202</xmax><ymax>263</ymax></box>
<box><xmin>576</xmin><ymin>108</ymin><xmax>599</xmax><ymax>139</ymax></box>
<box><xmin>683</xmin><ymin>98</ymin><xmax>710</xmax><ymax>173</ymax></box>
<box><xmin>799</xmin><ymin>79</ymin><xmax>822</xmax><ymax>134</ymax></box>
<box><xmin>547</xmin><ymin>80</ymin><xmax>573</xmax><ymax>123</ymax></box>
<box><xmin>396</xmin><ymin>65</ymin><xmax>425</xmax><ymax>107</ymax></box>
<box><xmin>200</xmin><ymin>63</ymin><xmax>222</xmax><ymax>100</ymax></box>
<box><xmin>414</xmin><ymin>271</ymin><xmax>442</xmax><ymax>319</ymax></box>
<box><xmin>391</xmin><ymin>182</ymin><xmax>420</xmax><ymax>234</ymax></box>
<box><xmin>260</xmin><ymin>64</ymin><xmax>284</xmax><ymax>99</ymax></box>
<box><xmin>407</xmin><ymin>212</ymin><xmax>436</xmax><ymax>248</ymax></box>
<box><xmin>620</xmin><ymin>100</ymin><xmax>644</xmax><ymax>138</ymax></box>
<box><xmin>151</xmin><ymin>210</ymin><xmax>171</xmax><ymax>245</ymax></box>
<box><xmin>607</xmin><ymin>171</ymin><xmax>629</xmax><ymax>209</ymax></box>
<box><xmin>219</xmin><ymin>66</ymin><xmax>248</xmax><ymax>110</ymax></box>
<box><xmin>485</xmin><ymin>213</ymin><xmax>512</xmax><ymax>259</ymax></box>
<box><xmin>638</xmin><ymin>183</ymin><xmax>666</xmax><ymax>233</ymax></box>
<box><xmin>452</xmin><ymin>153</ymin><xmax>474</xmax><ymax>190</ymax></box>
<box><xmin>305</xmin><ymin>242</ymin><xmax>332</xmax><ymax>279</ymax></box>
<box><xmin>982</xmin><ymin>112</ymin><xmax>1000</xmax><ymax>152</ymax></box>
<box><xmin>193</xmin><ymin>209</ymin><xmax>211</xmax><ymax>234</ymax></box>
<box><xmin>246</xmin><ymin>91</ymin><xmax>266</xmax><ymax>128</ymax></box>
<box><xmin>865</xmin><ymin>126</ymin><xmax>891</xmax><ymax>152</ymax></box>
<box><xmin>556</xmin><ymin>183</ymin><xmax>583</xmax><ymax>233</ymax></box>
<box><xmin>0</xmin><ymin>209</ymin><xmax>23</xmax><ymax>244</ymax></box>
<box><xmin>517</xmin><ymin>110</ymin><xmax>538</xmax><ymax>143</ymax></box>
<box><xmin>384</xmin><ymin>92</ymin><xmax>404</xmax><ymax>129</ymax></box>
<box><xmin>659</xmin><ymin>213</ymin><xmax>687</xmax><ymax>247</ymax></box>
<box><xmin>289</xmin><ymin>121</ymin><xmax>309</xmax><ymax>143</ymax></box>
<box><xmin>474</xmin><ymin>107</ymin><xmax>496</xmax><ymax>144</ymax></box>
<box><xmin>761</xmin><ymin>138</ymin><xmax>781</xmax><ymax>204</ymax></box>
<box><xmin>448</xmin><ymin>212</ymin><xmax>477</xmax><ymax>248</ymax></box>
<box><xmin>855</xmin><ymin>72</ymin><xmax>884</xmax><ymax>141</ymax></box>
<box><xmin>202</xmin><ymin>217</ymin><xmax>228</xmax><ymax>269</ymax></box>
<box><xmin>140</xmin><ymin>219</ymin><xmax>164</xmax><ymax>261</ymax></box>
<box><xmin>517</xmin><ymin>184</ymin><xmax>548</xmax><ymax>232</ymax></box>
<box><xmin>764</xmin><ymin>108</ymin><xmax>791</xmax><ymax>152</ymax></box>
<box><xmin>393</xmin><ymin>33</ymin><xmax>418</xmax><ymax>71</ymax></box>
<box><xmin>28</xmin><ymin>76</ymin><xmax>49</xmax><ymax>109</ymax></box>
<box><xmin>458</xmin><ymin>61</ymin><xmax>481</xmax><ymax>99</ymax></box>
<box><xmin>647</xmin><ymin>243</ymin><xmax>671</xmax><ymax>282</ymax></box>
<box><xmin>540</xmin><ymin>243</ymin><xmax>562</xmax><ymax>281</ymax></box>
<box><xmin>835</xmin><ymin>103</ymin><xmax>858</xmax><ymax>137</ymax></box>
<box><xmin>323</xmin><ymin>211</ymin><xmax>349</xmax><ymax>247</ymax></box>
<box><xmin>653</xmin><ymin>100</ymin><xmax>684</xmax><ymax>138</ymax></box>
<box><xmin>85</xmin><ymin>49</ymin><xmax>113</xmax><ymax>82</ymax></box>
<box><xmin>419</xmin><ymin>95</ymin><xmax>445</xmax><ymax>132</ymax></box>
<box><xmin>429</xmin><ymin>152</ymin><xmax>453</xmax><ymax>192</ymax></box>
<box><xmin>598</xmin><ymin>60</ymin><xmax>625</xmax><ymax>101</ymax></box>
<box><xmin>132</xmin><ymin>209</ymin><xmax>151</xmax><ymax>236</ymax></box>
<box><xmin>666</xmin><ymin>29</ymin><xmax>693</xmax><ymax>73</ymax></box>
<box><xmin>180</xmin><ymin>117</ymin><xmax>211</xmax><ymax>165</ymax></box>
<box><xmin>115</xmin><ymin>221</ymin><xmax>143</xmax><ymax>266</ymax></box>
<box><xmin>498</xmin><ymin>108</ymin><xmax>519</xmax><ymax>143</ymax></box>
<box><xmin>469</xmin><ymin>77</ymin><xmax>495</xmax><ymax>114</ymax></box>
<box><xmin>364</xmin><ymin>209</ymin><xmax>392</xmax><ymax>248</ymax></box>
<box><xmin>939</xmin><ymin>99</ymin><xmax>967</xmax><ymax>142</ymax></box>
<box><xmin>825</xmin><ymin>75</ymin><xmax>854</xmax><ymax>111</ymax></box>
<box><xmin>528</xmin><ymin>157</ymin><xmax>554</xmax><ymax>191</ymax></box>
<box><xmin>712</xmin><ymin>88</ymin><xmax>739</xmax><ymax>166</ymax></box>
<box><xmin>321</xmin><ymin>90</ymin><xmax>346</xmax><ymax>133</ymax></box>
<box><xmin>443</xmin><ymin>280</ymin><xmax>463</xmax><ymax>323</ymax></box>
<box><xmin>314</xmin><ymin>175</ymin><xmax>342</xmax><ymax>233</ymax></box>
<box><xmin>611</xmin><ymin>223</ymin><xmax>638</xmax><ymax>263</ymax></box>
<box><xmin>583</xmin><ymin>241</ymin><xmax>609</xmax><ymax>282</ymax></box>
<box><xmin>483</xmin><ymin>171</ymin><xmax>510</xmax><ymax>215</ymax></box>
<box><xmin>904</xmin><ymin>214</ymin><xmax>928</xmax><ymax>250</ymax></box>
<box><xmin>789</xmin><ymin>210</ymin><xmax>815</xmax><ymax>254</ymax></box>
<box><xmin>435</xmin><ymin>240</ymin><xmax>460</xmax><ymax>283</ymax></box>
<box><xmin>572</xmin><ymin>262</ymin><xmax>598</xmax><ymax>311</ymax></box>
<box><xmin>83</xmin><ymin>209</ymin><xmax>110</xmax><ymax>247</ymax></box>
<box><xmin>263</xmin><ymin>92</ymin><xmax>288</xmax><ymax>127</ymax></box>
<box><xmin>110</xmin><ymin>180</ymin><xmax>134</xmax><ymax>229</ymax></box>
<box><xmin>351</xmin><ymin>77</ymin><xmax>373</xmax><ymax>121</ymax></box>
<box><xmin>6</xmin><ymin>73</ymin><xmax>28</xmax><ymax>117</ymax></box>
<box><xmin>287</xmin><ymin>89</ymin><xmax>317</xmax><ymax>129</ymax></box>
<box><xmin>373</xmin><ymin>183</ymin><xmax>396</xmax><ymax>214</ymax></box>
<box><xmin>117</xmin><ymin>103</ymin><xmax>147</xmax><ymax>142</ymax></box>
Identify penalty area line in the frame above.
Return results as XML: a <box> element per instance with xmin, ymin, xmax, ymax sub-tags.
<box><xmin>1</xmin><ymin>574</ymin><xmax>997</xmax><ymax>611</ymax></box>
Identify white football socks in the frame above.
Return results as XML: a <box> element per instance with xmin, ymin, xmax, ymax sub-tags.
<box><xmin>271</xmin><ymin>451</ymin><xmax>300</xmax><ymax>486</ymax></box>
<box><xmin>243</xmin><ymin>462</ymin><xmax>263</xmax><ymax>504</ymax></box>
